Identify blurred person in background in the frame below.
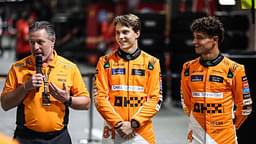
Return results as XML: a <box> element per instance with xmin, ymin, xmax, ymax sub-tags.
<box><xmin>1</xmin><ymin>21</ymin><xmax>90</xmax><ymax>144</ymax></box>
<box><xmin>0</xmin><ymin>10</ymin><xmax>3</xmax><ymax>57</ymax></box>
<box><xmin>180</xmin><ymin>16</ymin><xmax>252</xmax><ymax>143</ymax></box>
<box><xmin>15</xmin><ymin>11</ymin><xmax>36</xmax><ymax>60</ymax></box>
<box><xmin>94</xmin><ymin>13</ymin><xmax>162</xmax><ymax>144</ymax></box>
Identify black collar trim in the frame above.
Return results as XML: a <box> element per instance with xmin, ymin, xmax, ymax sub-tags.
<box><xmin>117</xmin><ymin>48</ymin><xmax>141</xmax><ymax>61</ymax></box>
<box><xmin>199</xmin><ymin>54</ymin><xmax>224</xmax><ymax>67</ymax></box>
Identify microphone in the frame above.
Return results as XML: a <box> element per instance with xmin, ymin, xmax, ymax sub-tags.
<box><xmin>35</xmin><ymin>56</ymin><xmax>42</xmax><ymax>92</ymax></box>
<box><xmin>35</xmin><ymin>56</ymin><xmax>50</xmax><ymax>106</ymax></box>
<box><xmin>35</xmin><ymin>55</ymin><xmax>42</xmax><ymax>74</ymax></box>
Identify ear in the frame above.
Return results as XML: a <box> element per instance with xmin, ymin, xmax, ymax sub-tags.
<box><xmin>52</xmin><ymin>37</ymin><xmax>56</xmax><ymax>43</ymax></box>
<box><xmin>213</xmin><ymin>36</ymin><xmax>218</xmax><ymax>43</ymax></box>
<box><xmin>136</xmin><ymin>30</ymin><xmax>140</xmax><ymax>39</ymax></box>
<box><xmin>51</xmin><ymin>38</ymin><xmax>56</xmax><ymax>47</ymax></box>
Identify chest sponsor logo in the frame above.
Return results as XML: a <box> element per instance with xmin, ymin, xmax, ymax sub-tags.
<box><xmin>132</xmin><ymin>69</ymin><xmax>145</xmax><ymax>76</ymax></box>
<box><xmin>57</xmin><ymin>78</ymin><xmax>66</xmax><ymax>82</ymax></box>
<box><xmin>191</xmin><ymin>75</ymin><xmax>203</xmax><ymax>82</ymax></box>
<box><xmin>133</xmin><ymin>63</ymin><xmax>144</xmax><ymax>66</ymax></box>
<box><xmin>114</xmin><ymin>96</ymin><xmax>146</xmax><ymax>107</ymax></box>
<box><xmin>113</xmin><ymin>63</ymin><xmax>125</xmax><ymax>66</ymax></box>
<box><xmin>209</xmin><ymin>75</ymin><xmax>224</xmax><ymax>83</ymax></box>
<box><xmin>192</xmin><ymin>92</ymin><xmax>224</xmax><ymax>98</ymax></box>
<box><xmin>56</xmin><ymin>73</ymin><xmax>67</xmax><ymax>77</ymax></box>
<box><xmin>112</xmin><ymin>85</ymin><xmax>144</xmax><ymax>92</ymax></box>
<box><xmin>212</xmin><ymin>69</ymin><xmax>224</xmax><ymax>74</ymax></box>
<box><xmin>193</xmin><ymin>102</ymin><xmax>223</xmax><ymax>114</ymax></box>
<box><xmin>112</xmin><ymin>68</ymin><xmax>125</xmax><ymax>75</ymax></box>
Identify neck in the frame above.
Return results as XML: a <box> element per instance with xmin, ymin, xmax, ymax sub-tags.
<box><xmin>201</xmin><ymin>48</ymin><xmax>220</xmax><ymax>61</ymax></box>
<box><xmin>43</xmin><ymin>51</ymin><xmax>55</xmax><ymax>66</ymax></box>
<box><xmin>122</xmin><ymin>42</ymin><xmax>138</xmax><ymax>54</ymax></box>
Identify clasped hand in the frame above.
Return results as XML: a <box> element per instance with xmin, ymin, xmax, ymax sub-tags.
<box><xmin>116</xmin><ymin>121</ymin><xmax>136</xmax><ymax>139</ymax></box>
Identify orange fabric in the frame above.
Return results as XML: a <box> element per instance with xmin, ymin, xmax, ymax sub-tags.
<box><xmin>181</xmin><ymin>56</ymin><xmax>252</xmax><ymax>144</ymax></box>
<box><xmin>0</xmin><ymin>133</ymin><xmax>19</xmax><ymax>144</ymax></box>
<box><xmin>1</xmin><ymin>52</ymin><xmax>89</xmax><ymax>132</ymax></box>
<box><xmin>94</xmin><ymin>50</ymin><xmax>162</xmax><ymax>143</ymax></box>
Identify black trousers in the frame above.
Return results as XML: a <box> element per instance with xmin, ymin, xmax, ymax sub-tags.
<box><xmin>14</xmin><ymin>127</ymin><xmax>72</xmax><ymax>144</ymax></box>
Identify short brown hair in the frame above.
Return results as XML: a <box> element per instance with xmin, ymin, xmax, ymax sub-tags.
<box><xmin>114</xmin><ymin>14</ymin><xmax>141</xmax><ymax>33</ymax></box>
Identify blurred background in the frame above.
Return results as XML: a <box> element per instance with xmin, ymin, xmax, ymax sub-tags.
<box><xmin>0</xmin><ymin>0</ymin><xmax>256</xmax><ymax>143</ymax></box>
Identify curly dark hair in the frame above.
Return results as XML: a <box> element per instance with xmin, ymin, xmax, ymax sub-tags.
<box><xmin>190</xmin><ymin>16</ymin><xmax>224</xmax><ymax>44</ymax></box>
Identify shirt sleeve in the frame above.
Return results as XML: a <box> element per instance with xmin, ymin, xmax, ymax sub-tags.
<box><xmin>232</xmin><ymin>65</ymin><xmax>252</xmax><ymax>129</ymax></box>
<box><xmin>94</xmin><ymin>57</ymin><xmax>123</xmax><ymax>127</ymax></box>
<box><xmin>131</xmin><ymin>59</ymin><xmax>162</xmax><ymax>127</ymax></box>
<box><xmin>180</xmin><ymin>63</ymin><xmax>192</xmax><ymax>116</ymax></box>
<box><xmin>1</xmin><ymin>65</ymin><xmax>18</xmax><ymax>96</ymax></box>
<box><xmin>71</xmin><ymin>65</ymin><xmax>89</xmax><ymax>97</ymax></box>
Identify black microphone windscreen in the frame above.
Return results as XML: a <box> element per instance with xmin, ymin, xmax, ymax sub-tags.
<box><xmin>35</xmin><ymin>56</ymin><xmax>42</xmax><ymax>74</ymax></box>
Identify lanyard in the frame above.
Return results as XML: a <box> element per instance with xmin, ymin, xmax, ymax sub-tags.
<box><xmin>43</xmin><ymin>67</ymin><xmax>52</xmax><ymax>93</ymax></box>
<box><xmin>42</xmin><ymin>67</ymin><xmax>52</xmax><ymax>106</ymax></box>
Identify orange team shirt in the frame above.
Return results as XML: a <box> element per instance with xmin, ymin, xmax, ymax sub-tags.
<box><xmin>1</xmin><ymin>51</ymin><xmax>89</xmax><ymax>132</ymax></box>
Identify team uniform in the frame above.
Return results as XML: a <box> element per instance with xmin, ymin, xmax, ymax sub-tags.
<box><xmin>180</xmin><ymin>54</ymin><xmax>252</xmax><ymax>144</ymax></box>
<box><xmin>1</xmin><ymin>51</ymin><xmax>89</xmax><ymax>143</ymax></box>
<box><xmin>94</xmin><ymin>48</ymin><xmax>162</xmax><ymax>144</ymax></box>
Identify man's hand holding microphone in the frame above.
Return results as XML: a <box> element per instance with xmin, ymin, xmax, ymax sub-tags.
<box><xmin>23</xmin><ymin>55</ymin><xmax>44</xmax><ymax>92</ymax></box>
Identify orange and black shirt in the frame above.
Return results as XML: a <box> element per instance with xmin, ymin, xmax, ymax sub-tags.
<box><xmin>1</xmin><ymin>52</ymin><xmax>89</xmax><ymax>132</ymax></box>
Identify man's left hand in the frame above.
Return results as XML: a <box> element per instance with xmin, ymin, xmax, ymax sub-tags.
<box><xmin>49</xmin><ymin>82</ymin><xmax>69</xmax><ymax>103</ymax></box>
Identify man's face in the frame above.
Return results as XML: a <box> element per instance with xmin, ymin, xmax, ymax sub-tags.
<box><xmin>29</xmin><ymin>29</ymin><xmax>55</xmax><ymax>62</ymax></box>
<box><xmin>192</xmin><ymin>32</ymin><xmax>217</xmax><ymax>55</ymax></box>
<box><xmin>115</xmin><ymin>23</ymin><xmax>140</xmax><ymax>52</ymax></box>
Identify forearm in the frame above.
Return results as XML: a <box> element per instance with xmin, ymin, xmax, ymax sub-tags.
<box><xmin>70</xmin><ymin>96</ymin><xmax>90</xmax><ymax>110</ymax></box>
<box><xmin>132</xmin><ymin>96</ymin><xmax>160</xmax><ymax>126</ymax></box>
<box><xmin>1</xmin><ymin>84</ymin><xmax>28</xmax><ymax>111</ymax></box>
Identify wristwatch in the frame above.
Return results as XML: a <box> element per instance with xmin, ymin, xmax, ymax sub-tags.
<box><xmin>131</xmin><ymin>119</ymin><xmax>140</xmax><ymax>129</ymax></box>
<box><xmin>64</xmin><ymin>96</ymin><xmax>72</xmax><ymax>106</ymax></box>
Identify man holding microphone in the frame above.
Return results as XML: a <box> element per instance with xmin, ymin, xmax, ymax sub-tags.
<box><xmin>1</xmin><ymin>21</ymin><xmax>90</xmax><ymax>144</ymax></box>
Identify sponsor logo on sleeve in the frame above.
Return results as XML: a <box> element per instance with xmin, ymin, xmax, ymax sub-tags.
<box><xmin>243</xmin><ymin>93</ymin><xmax>251</xmax><ymax>99</ymax></box>
<box><xmin>242</xmin><ymin>88</ymin><xmax>250</xmax><ymax>94</ymax></box>
<box><xmin>242</xmin><ymin>76</ymin><xmax>247</xmax><ymax>81</ymax></box>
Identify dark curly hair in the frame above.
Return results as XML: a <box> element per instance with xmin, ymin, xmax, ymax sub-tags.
<box><xmin>190</xmin><ymin>16</ymin><xmax>224</xmax><ymax>44</ymax></box>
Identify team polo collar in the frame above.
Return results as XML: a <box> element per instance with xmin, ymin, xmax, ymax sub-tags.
<box><xmin>27</xmin><ymin>51</ymin><xmax>58</xmax><ymax>69</ymax></box>
<box><xmin>48</xmin><ymin>50</ymin><xmax>58</xmax><ymax>67</ymax></box>
<box><xmin>117</xmin><ymin>48</ymin><xmax>141</xmax><ymax>61</ymax></box>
